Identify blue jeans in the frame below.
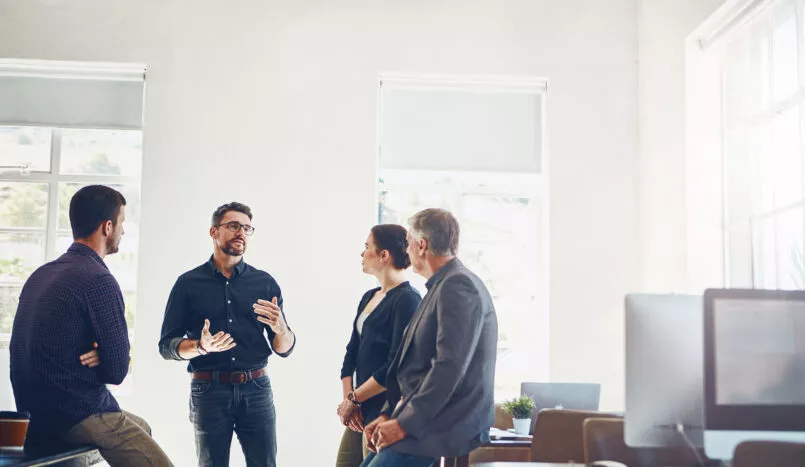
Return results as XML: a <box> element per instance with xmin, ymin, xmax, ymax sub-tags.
<box><xmin>359</xmin><ymin>450</ymin><xmax>436</xmax><ymax>467</ymax></box>
<box><xmin>189</xmin><ymin>374</ymin><xmax>277</xmax><ymax>467</ymax></box>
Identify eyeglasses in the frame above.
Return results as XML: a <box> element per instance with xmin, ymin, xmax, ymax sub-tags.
<box><xmin>215</xmin><ymin>221</ymin><xmax>255</xmax><ymax>236</ymax></box>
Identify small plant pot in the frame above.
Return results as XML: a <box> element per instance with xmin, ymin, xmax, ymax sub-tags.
<box><xmin>512</xmin><ymin>417</ymin><xmax>531</xmax><ymax>435</ymax></box>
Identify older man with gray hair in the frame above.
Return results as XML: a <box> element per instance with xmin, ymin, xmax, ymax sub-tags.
<box><xmin>361</xmin><ymin>208</ymin><xmax>498</xmax><ymax>467</ymax></box>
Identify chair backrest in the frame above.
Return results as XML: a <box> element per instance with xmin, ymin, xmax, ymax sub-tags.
<box><xmin>732</xmin><ymin>440</ymin><xmax>805</xmax><ymax>467</ymax></box>
<box><xmin>493</xmin><ymin>403</ymin><xmax>514</xmax><ymax>430</ymax></box>
<box><xmin>583</xmin><ymin>417</ymin><xmax>712</xmax><ymax>467</ymax></box>
<box><xmin>529</xmin><ymin>409</ymin><xmax>621</xmax><ymax>463</ymax></box>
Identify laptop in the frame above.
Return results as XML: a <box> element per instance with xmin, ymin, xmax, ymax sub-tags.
<box><xmin>520</xmin><ymin>382</ymin><xmax>601</xmax><ymax>434</ymax></box>
<box><xmin>488</xmin><ymin>426</ymin><xmax>531</xmax><ymax>440</ymax></box>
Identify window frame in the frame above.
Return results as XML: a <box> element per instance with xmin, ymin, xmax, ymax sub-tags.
<box><xmin>720</xmin><ymin>0</ymin><xmax>805</xmax><ymax>290</ymax></box>
<box><xmin>0</xmin><ymin>126</ymin><xmax>140</xmax><ymax>343</ymax></box>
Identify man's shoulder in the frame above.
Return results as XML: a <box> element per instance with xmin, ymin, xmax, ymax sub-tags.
<box><xmin>176</xmin><ymin>263</ymin><xmax>212</xmax><ymax>282</ymax></box>
<box><xmin>441</xmin><ymin>264</ymin><xmax>480</xmax><ymax>286</ymax></box>
<box><xmin>243</xmin><ymin>263</ymin><xmax>279</xmax><ymax>284</ymax></box>
<box><xmin>438</xmin><ymin>264</ymin><xmax>492</xmax><ymax>300</ymax></box>
<box><xmin>31</xmin><ymin>254</ymin><xmax>110</xmax><ymax>285</ymax></box>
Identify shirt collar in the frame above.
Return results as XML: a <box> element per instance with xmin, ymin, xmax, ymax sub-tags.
<box><xmin>207</xmin><ymin>255</ymin><xmax>247</xmax><ymax>277</ymax></box>
<box><xmin>425</xmin><ymin>257</ymin><xmax>461</xmax><ymax>290</ymax></box>
<box><xmin>67</xmin><ymin>242</ymin><xmax>108</xmax><ymax>270</ymax></box>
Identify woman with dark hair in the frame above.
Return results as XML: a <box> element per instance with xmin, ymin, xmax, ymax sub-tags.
<box><xmin>336</xmin><ymin>224</ymin><xmax>422</xmax><ymax>467</ymax></box>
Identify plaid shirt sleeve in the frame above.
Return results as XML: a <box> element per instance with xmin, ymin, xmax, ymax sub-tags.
<box><xmin>84</xmin><ymin>273</ymin><xmax>130</xmax><ymax>385</ymax></box>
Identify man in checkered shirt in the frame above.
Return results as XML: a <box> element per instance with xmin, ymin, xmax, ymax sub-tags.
<box><xmin>10</xmin><ymin>184</ymin><xmax>172</xmax><ymax>466</ymax></box>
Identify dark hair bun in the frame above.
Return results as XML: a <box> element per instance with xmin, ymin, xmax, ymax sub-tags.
<box><xmin>371</xmin><ymin>224</ymin><xmax>411</xmax><ymax>270</ymax></box>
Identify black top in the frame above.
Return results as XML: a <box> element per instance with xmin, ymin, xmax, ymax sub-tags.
<box><xmin>340</xmin><ymin>281</ymin><xmax>421</xmax><ymax>423</ymax></box>
<box><xmin>158</xmin><ymin>257</ymin><xmax>294</xmax><ymax>371</ymax></box>
<box><xmin>10</xmin><ymin>243</ymin><xmax>129</xmax><ymax>434</ymax></box>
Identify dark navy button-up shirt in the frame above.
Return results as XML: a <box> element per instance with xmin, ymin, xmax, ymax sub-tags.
<box><xmin>158</xmin><ymin>257</ymin><xmax>294</xmax><ymax>372</ymax></box>
<box><xmin>10</xmin><ymin>243</ymin><xmax>130</xmax><ymax>434</ymax></box>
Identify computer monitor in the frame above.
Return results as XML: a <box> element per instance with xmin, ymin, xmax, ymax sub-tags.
<box><xmin>624</xmin><ymin>293</ymin><xmax>705</xmax><ymax>448</ymax></box>
<box><xmin>520</xmin><ymin>382</ymin><xmax>600</xmax><ymax>434</ymax></box>
<box><xmin>703</xmin><ymin>288</ymin><xmax>805</xmax><ymax>460</ymax></box>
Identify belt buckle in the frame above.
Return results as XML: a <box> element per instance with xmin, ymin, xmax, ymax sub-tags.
<box><xmin>231</xmin><ymin>371</ymin><xmax>248</xmax><ymax>384</ymax></box>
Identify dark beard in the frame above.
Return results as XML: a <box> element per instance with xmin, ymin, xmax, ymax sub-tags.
<box><xmin>221</xmin><ymin>240</ymin><xmax>245</xmax><ymax>256</ymax></box>
<box><xmin>106</xmin><ymin>236</ymin><xmax>120</xmax><ymax>254</ymax></box>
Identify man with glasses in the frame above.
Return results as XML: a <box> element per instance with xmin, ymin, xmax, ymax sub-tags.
<box><xmin>159</xmin><ymin>202</ymin><xmax>295</xmax><ymax>467</ymax></box>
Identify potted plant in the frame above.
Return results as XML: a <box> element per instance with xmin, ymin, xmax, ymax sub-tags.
<box><xmin>502</xmin><ymin>395</ymin><xmax>536</xmax><ymax>435</ymax></box>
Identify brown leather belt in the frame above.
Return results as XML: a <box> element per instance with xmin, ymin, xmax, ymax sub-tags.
<box><xmin>192</xmin><ymin>368</ymin><xmax>266</xmax><ymax>384</ymax></box>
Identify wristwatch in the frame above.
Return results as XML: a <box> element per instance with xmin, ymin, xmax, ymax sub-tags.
<box><xmin>347</xmin><ymin>391</ymin><xmax>361</xmax><ymax>406</ymax></box>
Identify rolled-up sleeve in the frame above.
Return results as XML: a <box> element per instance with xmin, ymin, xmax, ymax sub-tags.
<box><xmin>158</xmin><ymin>278</ymin><xmax>189</xmax><ymax>361</ymax></box>
<box><xmin>341</xmin><ymin>324</ymin><xmax>359</xmax><ymax>379</ymax></box>
<box><xmin>266</xmin><ymin>284</ymin><xmax>295</xmax><ymax>357</ymax></box>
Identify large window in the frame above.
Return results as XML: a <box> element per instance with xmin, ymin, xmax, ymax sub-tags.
<box><xmin>378</xmin><ymin>75</ymin><xmax>549</xmax><ymax>399</ymax></box>
<box><xmin>0</xmin><ymin>126</ymin><xmax>143</xmax><ymax>343</ymax></box>
<box><xmin>721</xmin><ymin>0</ymin><xmax>805</xmax><ymax>290</ymax></box>
<box><xmin>0</xmin><ymin>60</ymin><xmax>145</xmax><ymax>403</ymax></box>
<box><xmin>379</xmin><ymin>170</ymin><xmax>545</xmax><ymax>398</ymax></box>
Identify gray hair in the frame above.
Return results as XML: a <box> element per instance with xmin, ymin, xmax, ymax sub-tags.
<box><xmin>408</xmin><ymin>208</ymin><xmax>460</xmax><ymax>257</ymax></box>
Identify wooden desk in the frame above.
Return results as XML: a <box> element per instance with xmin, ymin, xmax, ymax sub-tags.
<box><xmin>0</xmin><ymin>446</ymin><xmax>99</xmax><ymax>467</ymax></box>
<box><xmin>442</xmin><ymin>438</ymin><xmax>532</xmax><ymax>467</ymax></box>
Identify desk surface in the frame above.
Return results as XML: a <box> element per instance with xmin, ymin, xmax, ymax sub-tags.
<box><xmin>0</xmin><ymin>446</ymin><xmax>98</xmax><ymax>467</ymax></box>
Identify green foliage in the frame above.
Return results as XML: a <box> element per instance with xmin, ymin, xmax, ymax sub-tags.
<box><xmin>0</xmin><ymin>258</ymin><xmax>34</xmax><ymax>279</ymax></box>
<box><xmin>0</xmin><ymin>287</ymin><xmax>20</xmax><ymax>335</ymax></box>
<box><xmin>83</xmin><ymin>152</ymin><xmax>122</xmax><ymax>176</ymax></box>
<box><xmin>0</xmin><ymin>183</ymin><xmax>47</xmax><ymax>227</ymax></box>
<box><xmin>503</xmin><ymin>395</ymin><xmax>536</xmax><ymax>419</ymax></box>
<box><xmin>123</xmin><ymin>291</ymin><xmax>136</xmax><ymax>331</ymax></box>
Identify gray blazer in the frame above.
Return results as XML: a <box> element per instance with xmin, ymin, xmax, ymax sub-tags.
<box><xmin>381</xmin><ymin>258</ymin><xmax>498</xmax><ymax>458</ymax></box>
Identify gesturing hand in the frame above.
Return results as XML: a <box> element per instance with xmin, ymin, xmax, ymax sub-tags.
<box><xmin>253</xmin><ymin>297</ymin><xmax>289</xmax><ymax>335</ymax></box>
<box><xmin>199</xmin><ymin>319</ymin><xmax>237</xmax><ymax>353</ymax></box>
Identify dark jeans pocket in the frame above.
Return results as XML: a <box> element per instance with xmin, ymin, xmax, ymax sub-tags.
<box><xmin>252</xmin><ymin>376</ymin><xmax>271</xmax><ymax>390</ymax></box>
<box><xmin>191</xmin><ymin>380</ymin><xmax>212</xmax><ymax>396</ymax></box>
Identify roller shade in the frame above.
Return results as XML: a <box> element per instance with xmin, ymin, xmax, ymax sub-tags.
<box><xmin>379</xmin><ymin>77</ymin><xmax>545</xmax><ymax>173</ymax></box>
<box><xmin>0</xmin><ymin>59</ymin><xmax>145</xmax><ymax>130</ymax></box>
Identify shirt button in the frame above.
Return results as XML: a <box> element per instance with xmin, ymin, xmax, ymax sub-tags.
<box><xmin>229</xmin><ymin>319</ymin><xmax>233</xmax><ymax>323</ymax></box>
<box><xmin>226</xmin><ymin>282</ymin><xmax>229</xmax><ymax>286</ymax></box>
<box><xmin>231</xmin><ymin>357</ymin><xmax>235</xmax><ymax>361</ymax></box>
<box><xmin>227</xmin><ymin>300</ymin><xmax>231</xmax><ymax>304</ymax></box>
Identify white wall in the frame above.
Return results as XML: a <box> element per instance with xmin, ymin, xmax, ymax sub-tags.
<box><xmin>0</xmin><ymin>1</ymin><xmax>639</xmax><ymax>465</ymax></box>
<box><xmin>637</xmin><ymin>0</ymin><xmax>725</xmax><ymax>293</ymax></box>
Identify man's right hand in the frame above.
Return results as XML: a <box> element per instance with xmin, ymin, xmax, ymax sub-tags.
<box><xmin>364</xmin><ymin>414</ymin><xmax>389</xmax><ymax>453</ymax></box>
<box><xmin>199</xmin><ymin>319</ymin><xmax>236</xmax><ymax>352</ymax></box>
<box><xmin>79</xmin><ymin>342</ymin><xmax>101</xmax><ymax>368</ymax></box>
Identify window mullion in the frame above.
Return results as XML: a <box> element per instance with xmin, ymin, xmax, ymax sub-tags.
<box><xmin>45</xmin><ymin>129</ymin><xmax>62</xmax><ymax>261</ymax></box>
